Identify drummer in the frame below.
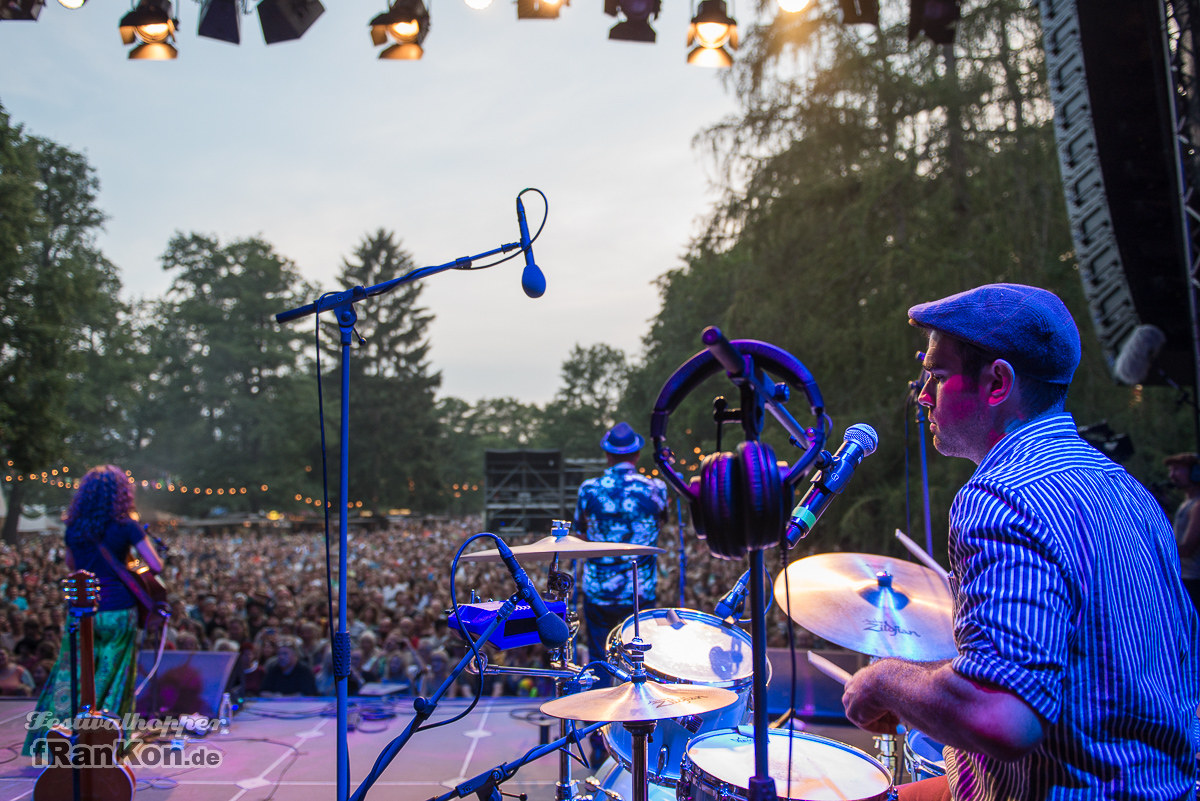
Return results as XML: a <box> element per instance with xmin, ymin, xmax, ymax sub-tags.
<box><xmin>573</xmin><ymin>422</ymin><xmax>669</xmax><ymax>676</ymax></box>
<box><xmin>842</xmin><ymin>284</ymin><xmax>1200</xmax><ymax>800</ymax></box>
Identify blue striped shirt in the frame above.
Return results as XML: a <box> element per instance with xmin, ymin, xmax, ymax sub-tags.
<box><xmin>944</xmin><ymin>413</ymin><xmax>1200</xmax><ymax>800</ymax></box>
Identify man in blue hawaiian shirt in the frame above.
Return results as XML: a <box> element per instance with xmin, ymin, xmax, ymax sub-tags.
<box><xmin>573</xmin><ymin>422</ymin><xmax>669</xmax><ymax>670</ymax></box>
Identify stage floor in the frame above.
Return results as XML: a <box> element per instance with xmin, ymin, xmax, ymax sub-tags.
<box><xmin>0</xmin><ymin>697</ymin><xmax>876</xmax><ymax>801</ymax></box>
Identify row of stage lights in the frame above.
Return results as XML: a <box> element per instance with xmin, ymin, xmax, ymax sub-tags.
<box><xmin>0</xmin><ymin>0</ymin><xmax>885</xmax><ymax>65</ymax></box>
<box><xmin>2</xmin><ymin>462</ymin><xmax>481</xmax><ymax>508</ymax></box>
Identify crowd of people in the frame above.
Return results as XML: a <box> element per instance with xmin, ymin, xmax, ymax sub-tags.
<box><xmin>0</xmin><ymin>513</ymin><xmax>789</xmax><ymax>704</ymax></box>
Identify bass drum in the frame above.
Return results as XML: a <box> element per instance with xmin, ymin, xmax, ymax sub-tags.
<box><xmin>603</xmin><ymin>608</ymin><xmax>763</xmax><ymax>787</ymax></box>
<box><xmin>591</xmin><ymin>760</ymin><xmax>676</xmax><ymax>801</ymax></box>
<box><xmin>677</xmin><ymin>728</ymin><xmax>893</xmax><ymax>801</ymax></box>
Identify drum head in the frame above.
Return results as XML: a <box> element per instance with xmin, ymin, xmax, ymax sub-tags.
<box><xmin>685</xmin><ymin>729</ymin><xmax>892</xmax><ymax>801</ymax></box>
<box><xmin>610</xmin><ymin>608</ymin><xmax>756</xmax><ymax>686</ymax></box>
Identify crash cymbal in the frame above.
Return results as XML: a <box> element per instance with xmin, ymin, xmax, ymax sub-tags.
<box><xmin>540</xmin><ymin>679</ymin><xmax>738</xmax><ymax>723</ymax></box>
<box><xmin>460</xmin><ymin>534</ymin><xmax>665</xmax><ymax>563</ymax></box>
<box><xmin>774</xmin><ymin>552</ymin><xmax>956</xmax><ymax>661</ymax></box>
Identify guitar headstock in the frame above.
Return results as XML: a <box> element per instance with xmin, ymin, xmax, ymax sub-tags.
<box><xmin>62</xmin><ymin>570</ymin><xmax>100</xmax><ymax>617</ymax></box>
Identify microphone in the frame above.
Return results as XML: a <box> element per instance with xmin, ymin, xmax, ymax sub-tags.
<box><xmin>516</xmin><ymin>196</ymin><xmax>546</xmax><ymax>298</ymax></box>
<box><xmin>785</xmin><ymin>423</ymin><xmax>879</xmax><ymax>548</ymax></box>
<box><xmin>1114</xmin><ymin>324</ymin><xmax>1166</xmax><ymax>385</ymax></box>
<box><xmin>494</xmin><ymin>537</ymin><xmax>569</xmax><ymax>648</ymax></box>
<box><xmin>714</xmin><ymin>570</ymin><xmax>751</xmax><ymax>622</ymax></box>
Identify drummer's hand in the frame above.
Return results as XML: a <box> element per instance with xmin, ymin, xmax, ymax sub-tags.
<box><xmin>842</xmin><ymin>663</ymin><xmax>902</xmax><ymax>734</ymax></box>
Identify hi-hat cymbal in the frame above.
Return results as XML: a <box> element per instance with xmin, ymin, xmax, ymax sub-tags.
<box><xmin>540</xmin><ymin>679</ymin><xmax>737</xmax><ymax>723</ymax></box>
<box><xmin>460</xmin><ymin>534</ymin><xmax>665</xmax><ymax>563</ymax></box>
<box><xmin>774</xmin><ymin>552</ymin><xmax>956</xmax><ymax>661</ymax></box>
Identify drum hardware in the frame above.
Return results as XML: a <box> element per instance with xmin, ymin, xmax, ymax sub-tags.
<box><xmin>873</xmin><ymin>730</ymin><xmax>901</xmax><ymax>788</ymax></box>
<box><xmin>460</xmin><ymin>534</ymin><xmax>667</xmax><ymax>563</ymax></box>
<box><xmin>541</xmin><ymin>632</ymin><xmax>738</xmax><ymax>801</ymax></box>
<box><xmin>678</xmin><ymin>728</ymin><xmax>896</xmax><ymax>801</ymax></box>
<box><xmin>902</xmin><ymin>729</ymin><xmax>946</xmax><ymax>783</ymax></box>
<box><xmin>773</xmin><ymin>553</ymin><xmax>957</xmax><ymax>662</ymax></box>
<box><xmin>603</xmin><ymin>607</ymin><xmax>763</xmax><ymax>787</ymax></box>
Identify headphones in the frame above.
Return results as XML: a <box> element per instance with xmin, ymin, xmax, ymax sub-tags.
<box><xmin>1191</xmin><ymin>458</ymin><xmax>1200</xmax><ymax>485</ymax></box>
<box><xmin>650</xmin><ymin>333</ymin><xmax>830</xmax><ymax>560</ymax></box>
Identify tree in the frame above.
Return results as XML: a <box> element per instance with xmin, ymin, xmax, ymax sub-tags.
<box><xmin>139</xmin><ymin>233</ymin><xmax>319</xmax><ymax>515</ymax></box>
<box><xmin>329</xmin><ymin>230</ymin><xmax>442</xmax><ymax>513</ymax></box>
<box><xmin>0</xmin><ymin>109</ymin><xmax>126</xmax><ymax>542</ymax></box>
<box><xmin>542</xmin><ymin>344</ymin><xmax>630</xmax><ymax>457</ymax></box>
<box><xmin>632</xmin><ymin>0</ymin><xmax>1190</xmax><ymax>560</ymax></box>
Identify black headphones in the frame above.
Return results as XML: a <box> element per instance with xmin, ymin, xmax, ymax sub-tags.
<box><xmin>1191</xmin><ymin>458</ymin><xmax>1200</xmax><ymax>485</ymax></box>
<box><xmin>650</xmin><ymin>333</ymin><xmax>830</xmax><ymax>560</ymax></box>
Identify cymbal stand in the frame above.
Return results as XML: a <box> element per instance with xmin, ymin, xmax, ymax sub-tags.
<box><xmin>746</xmin><ymin>547</ymin><xmax>778</xmax><ymax>801</ymax></box>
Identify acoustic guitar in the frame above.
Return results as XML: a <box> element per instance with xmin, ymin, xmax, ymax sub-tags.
<box><xmin>125</xmin><ymin>556</ymin><xmax>168</xmax><ymax>628</ymax></box>
<box><xmin>32</xmin><ymin>570</ymin><xmax>136</xmax><ymax>801</ymax></box>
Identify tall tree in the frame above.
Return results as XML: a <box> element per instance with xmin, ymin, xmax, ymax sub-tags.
<box><xmin>330</xmin><ymin>230</ymin><xmax>442</xmax><ymax>512</ymax></box>
<box><xmin>543</xmin><ymin>344</ymin><xmax>630</xmax><ymax>457</ymax></box>
<box><xmin>0</xmin><ymin>110</ymin><xmax>126</xmax><ymax>542</ymax></box>
<box><xmin>140</xmin><ymin>233</ymin><xmax>318</xmax><ymax>515</ymax></box>
<box><xmin>633</xmin><ymin>1</ymin><xmax>1188</xmax><ymax>559</ymax></box>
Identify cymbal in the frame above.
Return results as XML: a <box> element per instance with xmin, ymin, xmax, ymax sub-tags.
<box><xmin>460</xmin><ymin>534</ymin><xmax>665</xmax><ymax>563</ymax></box>
<box><xmin>774</xmin><ymin>552</ymin><xmax>956</xmax><ymax>661</ymax></box>
<box><xmin>540</xmin><ymin>679</ymin><xmax>738</xmax><ymax>723</ymax></box>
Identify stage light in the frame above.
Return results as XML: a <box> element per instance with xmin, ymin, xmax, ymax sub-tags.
<box><xmin>198</xmin><ymin>0</ymin><xmax>241</xmax><ymax>43</ymax></box>
<box><xmin>370</xmin><ymin>0</ymin><xmax>429</xmax><ymax>60</ymax></box>
<box><xmin>605</xmin><ymin>0</ymin><xmax>659</xmax><ymax>42</ymax></box>
<box><xmin>58</xmin><ymin>0</ymin><xmax>86</xmax><ymax>9</ymax></box>
<box><xmin>776</xmin><ymin>0</ymin><xmax>808</xmax><ymax>11</ymax></box>
<box><xmin>119</xmin><ymin>0</ymin><xmax>178</xmax><ymax>59</ymax></box>
<box><xmin>258</xmin><ymin>0</ymin><xmax>323</xmax><ymax>44</ymax></box>
<box><xmin>0</xmin><ymin>0</ymin><xmax>45</xmax><ymax>20</ymax></box>
<box><xmin>517</xmin><ymin>0</ymin><xmax>566</xmax><ymax>21</ymax></box>
<box><xmin>686</xmin><ymin>0</ymin><xmax>736</xmax><ymax>67</ymax></box>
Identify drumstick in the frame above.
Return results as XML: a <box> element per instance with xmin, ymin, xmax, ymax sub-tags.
<box><xmin>894</xmin><ymin>529</ymin><xmax>951</xmax><ymax>583</ymax></box>
<box><xmin>807</xmin><ymin>651</ymin><xmax>854</xmax><ymax>686</ymax></box>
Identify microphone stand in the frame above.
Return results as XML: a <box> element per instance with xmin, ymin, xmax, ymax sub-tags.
<box><xmin>910</xmin><ymin>388</ymin><xmax>934</xmax><ymax>557</ymax></box>
<box><xmin>275</xmin><ymin>238</ymin><xmax>531</xmax><ymax>801</ymax></box>
<box><xmin>348</xmin><ymin>596</ymin><xmax>521</xmax><ymax>801</ymax></box>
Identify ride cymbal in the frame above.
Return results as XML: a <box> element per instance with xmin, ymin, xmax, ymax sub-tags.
<box><xmin>460</xmin><ymin>534</ymin><xmax>665</xmax><ymax>563</ymax></box>
<box><xmin>773</xmin><ymin>552</ymin><xmax>956</xmax><ymax>661</ymax></box>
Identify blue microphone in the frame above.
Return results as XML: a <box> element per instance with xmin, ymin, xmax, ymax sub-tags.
<box><xmin>516</xmin><ymin>196</ymin><xmax>546</xmax><ymax>298</ymax></box>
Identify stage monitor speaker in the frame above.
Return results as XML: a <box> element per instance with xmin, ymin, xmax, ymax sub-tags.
<box><xmin>136</xmin><ymin>650</ymin><xmax>238</xmax><ymax>721</ymax></box>
<box><xmin>1041</xmin><ymin>0</ymin><xmax>1195</xmax><ymax>387</ymax></box>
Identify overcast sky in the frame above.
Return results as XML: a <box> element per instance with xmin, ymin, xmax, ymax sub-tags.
<box><xmin>1</xmin><ymin>0</ymin><xmax>747</xmax><ymax>405</ymax></box>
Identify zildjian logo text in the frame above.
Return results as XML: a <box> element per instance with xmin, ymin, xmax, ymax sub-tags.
<box><xmin>863</xmin><ymin>619</ymin><xmax>920</xmax><ymax>637</ymax></box>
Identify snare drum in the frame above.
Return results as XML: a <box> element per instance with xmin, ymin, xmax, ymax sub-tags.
<box><xmin>678</xmin><ymin>729</ymin><xmax>894</xmax><ymax>801</ymax></box>
<box><xmin>603</xmin><ymin>608</ymin><xmax>762</xmax><ymax>786</ymax></box>
<box><xmin>903</xmin><ymin>729</ymin><xmax>946</xmax><ymax>782</ymax></box>
<box><xmin>592</xmin><ymin>760</ymin><xmax>676</xmax><ymax>801</ymax></box>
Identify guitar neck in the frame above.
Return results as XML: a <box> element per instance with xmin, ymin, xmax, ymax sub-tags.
<box><xmin>76</xmin><ymin>613</ymin><xmax>96</xmax><ymax>712</ymax></box>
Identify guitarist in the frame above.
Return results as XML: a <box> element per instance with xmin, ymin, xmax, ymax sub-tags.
<box><xmin>23</xmin><ymin>465</ymin><xmax>163</xmax><ymax>759</ymax></box>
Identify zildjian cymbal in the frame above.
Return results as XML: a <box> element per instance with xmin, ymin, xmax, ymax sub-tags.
<box><xmin>459</xmin><ymin>534</ymin><xmax>665</xmax><ymax>563</ymax></box>
<box><xmin>773</xmin><ymin>552</ymin><xmax>956</xmax><ymax>661</ymax></box>
<box><xmin>539</xmin><ymin>679</ymin><xmax>738</xmax><ymax>723</ymax></box>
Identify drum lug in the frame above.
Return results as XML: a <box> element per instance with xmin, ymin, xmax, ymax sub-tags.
<box><xmin>677</xmin><ymin>715</ymin><xmax>703</xmax><ymax>734</ymax></box>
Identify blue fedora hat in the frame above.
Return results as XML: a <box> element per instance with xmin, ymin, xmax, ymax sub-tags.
<box><xmin>601</xmin><ymin>422</ymin><xmax>645</xmax><ymax>454</ymax></box>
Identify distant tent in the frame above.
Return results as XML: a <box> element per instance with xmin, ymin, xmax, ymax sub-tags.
<box><xmin>0</xmin><ymin>487</ymin><xmax>64</xmax><ymax>535</ymax></box>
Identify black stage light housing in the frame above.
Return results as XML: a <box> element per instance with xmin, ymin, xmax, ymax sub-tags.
<box><xmin>198</xmin><ymin>0</ymin><xmax>241</xmax><ymax>43</ymax></box>
<box><xmin>0</xmin><ymin>0</ymin><xmax>45</xmax><ymax>20</ymax></box>
<box><xmin>606</xmin><ymin>0</ymin><xmax>659</xmax><ymax>42</ymax></box>
<box><xmin>258</xmin><ymin>0</ymin><xmax>324</xmax><ymax>44</ymax></box>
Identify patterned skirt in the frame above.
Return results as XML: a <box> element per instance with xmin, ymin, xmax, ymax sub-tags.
<box><xmin>22</xmin><ymin>607</ymin><xmax>139</xmax><ymax>757</ymax></box>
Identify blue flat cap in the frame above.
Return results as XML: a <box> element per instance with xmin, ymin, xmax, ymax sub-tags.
<box><xmin>601</xmin><ymin>422</ymin><xmax>644</xmax><ymax>454</ymax></box>
<box><xmin>908</xmin><ymin>283</ymin><xmax>1081</xmax><ymax>385</ymax></box>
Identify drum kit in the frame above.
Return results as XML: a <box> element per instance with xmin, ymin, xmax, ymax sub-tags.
<box><xmin>458</xmin><ymin>523</ymin><xmax>956</xmax><ymax>801</ymax></box>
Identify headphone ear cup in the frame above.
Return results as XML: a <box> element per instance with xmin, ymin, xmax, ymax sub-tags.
<box><xmin>737</xmin><ymin>441</ymin><xmax>785</xmax><ymax>551</ymax></box>
<box><xmin>697</xmin><ymin>452</ymin><xmax>744</xmax><ymax>560</ymax></box>
<box><xmin>1190</xmin><ymin>459</ymin><xmax>1200</xmax><ymax>485</ymax></box>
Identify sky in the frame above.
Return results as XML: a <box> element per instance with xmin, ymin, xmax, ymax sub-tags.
<box><xmin>0</xmin><ymin>0</ymin><xmax>748</xmax><ymax>405</ymax></box>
